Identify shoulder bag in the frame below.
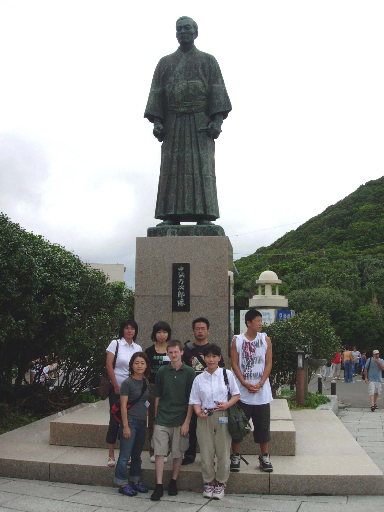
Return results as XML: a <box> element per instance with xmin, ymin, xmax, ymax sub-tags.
<box><xmin>223</xmin><ymin>369</ymin><xmax>251</xmax><ymax>441</ymax></box>
<box><xmin>98</xmin><ymin>340</ymin><xmax>119</xmax><ymax>399</ymax></box>
<box><xmin>111</xmin><ymin>379</ymin><xmax>148</xmax><ymax>423</ymax></box>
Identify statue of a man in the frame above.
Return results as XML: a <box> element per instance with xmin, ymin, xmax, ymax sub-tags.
<box><xmin>144</xmin><ymin>16</ymin><xmax>232</xmax><ymax>226</ymax></box>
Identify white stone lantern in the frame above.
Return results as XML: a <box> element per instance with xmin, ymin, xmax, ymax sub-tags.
<box><xmin>248</xmin><ymin>270</ymin><xmax>288</xmax><ymax>308</ymax></box>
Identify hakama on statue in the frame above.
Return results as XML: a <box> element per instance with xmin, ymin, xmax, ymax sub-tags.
<box><xmin>144</xmin><ymin>47</ymin><xmax>232</xmax><ymax>222</ymax></box>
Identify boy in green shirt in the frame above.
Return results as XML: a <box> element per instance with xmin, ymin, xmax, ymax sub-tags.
<box><xmin>151</xmin><ymin>340</ymin><xmax>195</xmax><ymax>501</ymax></box>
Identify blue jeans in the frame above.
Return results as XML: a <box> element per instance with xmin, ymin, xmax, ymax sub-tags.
<box><xmin>344</xmin><ymin>361</ymin><xmax>353</xmax><ymax>383</ymax></box>
<box><xmin>114</xmin><ymin>417</ymin><xmax>147</xmax><ymax>486</ymax></box>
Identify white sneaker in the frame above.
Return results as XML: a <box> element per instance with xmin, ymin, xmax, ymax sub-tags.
<box><xmin>203</xmin><ymin>482</ymin><xmax>214</xmax><ymax>499</ymax></box>
<box><xmin>150</xmin><ymin>455</ymin><xmax>168</xmax><ymax>463</ymax></box>
<box><xmin>212</xmin><ymin>482</ymin><xmax>225</xmax><ymax>500</ymax></box>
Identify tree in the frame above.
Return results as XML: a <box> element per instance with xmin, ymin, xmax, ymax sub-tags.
<box><xmin>265</xmin><ymin>311</ymin><xmax>340</xmax><ymax>396</ymax></box>
<box><xmin>0</xmin><ymin>213</ymin><xmax>134</xmax><ymax>396</ymax></box>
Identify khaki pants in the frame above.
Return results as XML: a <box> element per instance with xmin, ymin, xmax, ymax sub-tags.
<box><xmin>196</xmin><ymin>410</ymin><xmax>232</xmax><ymax>484</ymax></box>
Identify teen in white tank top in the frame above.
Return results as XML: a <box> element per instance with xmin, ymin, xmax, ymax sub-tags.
<box><xmin>233</xmin><ymin>332</ymin><xmax>273</xmax><ymax>405</ymax></box>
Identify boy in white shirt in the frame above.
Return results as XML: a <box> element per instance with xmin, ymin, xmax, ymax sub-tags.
<box><xmin>189</xmin><ymin>344</ymin><xmax>240</xmax><ymax>500</ymax></box>
<box><xmin>230</xmin><ymin>310</ymin><xmax>273</xmax><ymax>473</ymax></box>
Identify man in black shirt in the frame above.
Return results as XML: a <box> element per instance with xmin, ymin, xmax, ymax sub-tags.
<box><xmin>181</xmin><ymin>317</ymin><xmax>225</xmax><ymax>465</ymax></box>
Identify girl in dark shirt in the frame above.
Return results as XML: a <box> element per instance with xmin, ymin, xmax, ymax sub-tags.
<box><xmin>144</xmin><ymin>321</ymin><xmax>171</xmax><ymax>461</ymax></box>
<box><xmin>114</xmin><ymin>352</ymin><xmax>151</xmax><ymax>496</ymax></box>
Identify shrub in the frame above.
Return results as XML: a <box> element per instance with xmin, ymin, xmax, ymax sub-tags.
<box><xmin>265</xmin><ymin>311</ymin><xmax>340</xmax><ymax>396</ymax></box>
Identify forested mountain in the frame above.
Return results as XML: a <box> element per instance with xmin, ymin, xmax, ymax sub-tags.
<box><xmin>234</xmin><ymin>177</ymin><xmax>384</xmax><ymax>352</ymax></box>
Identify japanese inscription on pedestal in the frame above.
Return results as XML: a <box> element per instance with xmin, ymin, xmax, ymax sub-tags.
<box><xmin>172</xmin><ymin>263</ymin><xmax>190</xmax><ymax>312</ymax></box>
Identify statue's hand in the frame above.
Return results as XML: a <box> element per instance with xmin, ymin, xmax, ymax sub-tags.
<box><xmin>206</xmin><ymin>120</ymin><xmax>222</xmax><ymax>139</ymax></box>
<box><xmin>153</xmin><ymin>122</ymin><xmax>164</xmax><ymax>142</ymax></box>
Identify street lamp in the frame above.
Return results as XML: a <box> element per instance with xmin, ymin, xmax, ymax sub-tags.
<box><xmin>297</xmin><ymin>350</ymin><xmax>305</xmax><ymax>370</ymax></box>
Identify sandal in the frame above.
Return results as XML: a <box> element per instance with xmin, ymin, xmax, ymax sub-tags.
<box><xmin>371</xmin><ymin>406</ymin><xmax>375</xmax><ymax>412</ymax></box>
<box><xmin>374</xmin><ymin>404</ymin><xmax>378</xmax><ymax>410</ymax></box>
<box><xmin>107</xmin><ymin>457</ymin><xmax>116</xmax><ymax>467</ymax></box>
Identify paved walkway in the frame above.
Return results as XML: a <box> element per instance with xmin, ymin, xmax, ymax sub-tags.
<box><xmin>1</xmin><ymin>406</ymin><xmax>383</xmax><ymax>511</ymax></box>
<box><xmin>1</xmin><ymin>375</ymin><xmax>382</xmax><ymax>510</ymax></box>
<box><xmin>0</xmin><ymin>475</ymin><xmax>383</xmax><ymax>512</ymax></box>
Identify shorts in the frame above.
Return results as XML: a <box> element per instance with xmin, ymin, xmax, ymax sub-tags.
<box><xmin>153</xmin><ymin>424</ymin><xmax>189</xmax><ymax>459</ymax></box>
<box><xmin>234</xmin><ymin>401</ymin><xmax>271</xmax><ymax>445</ymax></box>
<box><xmin>368</xmin><ymin>382</ymin><xmax>382</xmax><ymax>396</ymax></box>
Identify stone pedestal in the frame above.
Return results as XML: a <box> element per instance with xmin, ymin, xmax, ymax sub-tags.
<box><xmin>134</xmin><ymin>236</ymin><xmax>233</xmax><ymax>358</ymax></box>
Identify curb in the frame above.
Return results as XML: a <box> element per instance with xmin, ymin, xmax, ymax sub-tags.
<box><xmin>317</xmin><ymin>394</ymin><xmax>339</xmax><ymax>415</ymax></box>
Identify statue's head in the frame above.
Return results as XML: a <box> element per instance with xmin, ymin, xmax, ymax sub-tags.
<box><xmin>176</xmin><ymin>16</ymin><xmax>198</xmax><ymax>46</ymax></box>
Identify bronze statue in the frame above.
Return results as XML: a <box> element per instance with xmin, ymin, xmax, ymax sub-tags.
<box><xmin>145</xmin><ymin>16</ymin><xmax>232</xmax><ymax>227</ymax></box>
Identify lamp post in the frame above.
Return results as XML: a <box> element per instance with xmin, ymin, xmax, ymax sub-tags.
<box><xmin>296</xmin><ymin>349</ymin><xmax>307</xmax><ymax>406</ymax></box>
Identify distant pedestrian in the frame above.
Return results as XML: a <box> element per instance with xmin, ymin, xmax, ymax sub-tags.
<box><xmin>343</xmin><ymin>347</ymin><xmax>354</xmax><ymax>383</ymax></box>
<box><xmin>352</xmin><ymin>346</ymin><xmax>361</xmax><ymax>376</ymax></box>
<box><xmin>364</xmin><ymin>350</ymin><xmax>384</xmax><ymax>412</ymax></box>
<box><xmin>332</xmin><ymin>352</ymin><xmax>341</xmax><ymax>380</ymax></box>
<box><xmin>360</xmin><ymin>351</ymin><xmax>367</xmax><ymax>378</ymax></box>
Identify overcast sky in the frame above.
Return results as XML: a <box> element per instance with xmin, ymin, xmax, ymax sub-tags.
<box><xmin>1</xmin><ymin>0</ymin><xmax>383</xmax><ymax>288</ymax></box>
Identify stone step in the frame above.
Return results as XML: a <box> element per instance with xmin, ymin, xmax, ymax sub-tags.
<box><xmin>49</xmin><ymin>398</ymin><xmax>295</xmax><ymax>455</ymax></box>
<box><xmin>1</xmin><ymin>408</ymin><xmax>383</xmax><ymax>495</ymax></box>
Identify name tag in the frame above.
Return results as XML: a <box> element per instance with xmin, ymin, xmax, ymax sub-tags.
<box><xmin>162</xmin><ymin>356</ymin><xmax>171</xmax><ymax>362</ymax></box>
<box><xmin>219</xmin><ymin>417</ymin><xmax>228</xmax><ymax>424</ymax></box>
<box><xmin>144</xmin><ymin>401</ymin><xmax>150</xmax><ymax>408</ymax></box>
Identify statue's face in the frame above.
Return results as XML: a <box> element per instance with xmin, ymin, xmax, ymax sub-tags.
<box><xmin>176</xmin><ymin>19</ymin><xmax>196</xmax><ymax>45</ymax></box>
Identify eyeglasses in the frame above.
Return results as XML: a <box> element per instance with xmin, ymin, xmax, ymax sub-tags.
<box><xmin>194</xmin><ymin>327</ymin><xmax>207</xmax><ymax>332</ymax></box>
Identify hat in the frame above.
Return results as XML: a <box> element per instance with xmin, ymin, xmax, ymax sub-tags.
<box><xmin>373</xmin><ymin>350</ymin><xmax>380</xmax><ymax>355</ymax></box>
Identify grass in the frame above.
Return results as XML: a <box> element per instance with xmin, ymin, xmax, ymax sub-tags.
<box><xmin>0</xmin><ymin>403</ymin><xmax>41</xmax><ymax>435</ymax></box>
<box><xmin>0</xmin><ymin>390</ymin><xmax>101</xmax><ymax>435</ymax></box>
<box><xmin>277</xmin><ymin>389</ymin><xmax>331</xmax><ymax>410</ymax></box>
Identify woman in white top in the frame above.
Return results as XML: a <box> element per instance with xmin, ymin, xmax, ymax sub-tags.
<box><xmin>105</xmin><ymin>319</ymin><xmax>142</xmax><ymax>467</ymax></box>
<box><xmin>189</xmin><ymin>344</ymin><xmax>240</xmax><ymax>500</ymax></box>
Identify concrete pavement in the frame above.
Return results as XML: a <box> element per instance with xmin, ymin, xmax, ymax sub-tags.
<box><xmin>0</xmin><ymin>473</ymin><xmax>383</xmax><ymax>512</ymax></box>
<box><xmin>0</xmin><ymin>374</ymin><xmax>383</xmax><ymax>509</ymax></box>
<box><xmin>0</xmin><ymin>404</ymin><xmax>383</xmax><ymax>510</ymax></box>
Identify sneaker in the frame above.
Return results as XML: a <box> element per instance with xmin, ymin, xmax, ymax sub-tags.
<box><xmin>259</xmin><ymin>453</ymin><xmax>273</xmax><ymax>472</ymax></box>
<box><xmin>132</xmin><ymin>481</ymin><xmax>148</xmax><ymax>493</ymax></box>
<box><xmin>203</xmin><ymin>482</ymin><xmax>214</xmax><ymax>499</ymax></box>
<box><xmin>150</xmin><ymin>455</ymin><xmax>168</xmax><ymax>463</ymax></box>
<box><xmin>118</xmin><ymin>485</ymin><xmax>138</xmax><ymax>497</ymax></box>
<box><xmin>168</xmin><ymin>478</ymin><xmax>178</xmax><ymax>496</ymax></box>
<box><xmin>212</xmin><ymin>482</ymin><xmax>225</xmax><ymax>500</ymax></box>
<box><xmin>107</xmin><ymin>457</ymin><xmax>115</xmax><ymax>467</ymax></box>
<box><xmin>150</xmin><ymin>484</ymin><xmax>164</xmax><ymax>501</ymax></box>
<box><xmin>230</xmin><ymin>453</ymin><xmax>240</xmax><ymax>472</ymax></box>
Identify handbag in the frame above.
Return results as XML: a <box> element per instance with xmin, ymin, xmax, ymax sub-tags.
<box><xmin>111</xmin><ymin>379</ymin><xmax>148</xmax><ymax>423</ymax></box>
<box><xmin>97</xmin><ymin>340</ymin><xmax>119</xmax><ymax>399</ymax></box>
<box><xmin>223</xmin><ymin>369</ymin><xmax>251</xmax><ymax>441</ymax></box>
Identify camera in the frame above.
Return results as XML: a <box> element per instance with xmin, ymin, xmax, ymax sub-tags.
<box><xmin>203</xmin><ymin>408</ymin><xmax>213</xmax><ymax>416</ymax></box>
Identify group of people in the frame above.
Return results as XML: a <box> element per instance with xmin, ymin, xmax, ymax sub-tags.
<box><xmin>321</xmin><ymin>346</ymin><xmax>384</xmax><ymax>412</ymax></box>
<box><xmin>321</xmin><ymin>347</ymin><xmax>367</xmax><ymax>382</ymax></box>
<box><xmin>104</xmin><ymin>310</ymin><xmax>273</xmax><ymax>501</ymax></box>
<box><xmin>30</xmin><ymin>354</ymin><xmax>59</xmax><ymax>388</ymax></box>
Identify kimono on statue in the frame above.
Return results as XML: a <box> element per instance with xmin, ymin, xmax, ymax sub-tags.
<box><xmin>144</xmin><ymin>47</ymin><xmax>232</xmax><ymax>222</ymax></box>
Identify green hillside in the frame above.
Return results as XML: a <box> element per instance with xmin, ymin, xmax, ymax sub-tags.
<box><xmin>234</xmin><ymin>177</ymin><xmax>384</xmax><ymax>352</ymax></box>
